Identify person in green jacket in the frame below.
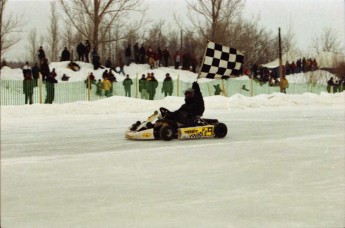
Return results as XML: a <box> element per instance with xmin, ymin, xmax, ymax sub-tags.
<box><xmin>161</xmin><ymin>73</ymin><xmax>173</xmax><ymax>96</ymax></box>
<box><xmin>96</xmin><ymin>79</ymin><xmax>103</xmax><ymax>96</ymax></box>
<box><xmin>139</xmin><ymin>74</ymin><xmax>149</xmax><ymax>99</ymax></box>
<box><xmin>23</xmin><ymin>74</ymin><xmax>35</xmax><ymax>104</ymax></box>
<box><xmin>123</xmin><ymin>74</ymin><xmax>133</xmax><ymax>97</ymax></box>
<box><xmin>147</xmin><ymin>73</ymin><xmax>158</xmax><ymax>100</ymax></box>
<box><xmin>45</xmin><ymin>74</ymin><xmax>58</xmax><ymax>104</ymax></box>
<box><xmin>213</xmin><ymin>84</ymin><xmax>222</xmax><ymax>95</ymax></box>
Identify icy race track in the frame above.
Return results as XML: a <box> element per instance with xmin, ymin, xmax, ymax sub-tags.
<box><xmin>1</xmin><ymin>94</ymin><xmax>345</xmax><ymax>227</ymax></box>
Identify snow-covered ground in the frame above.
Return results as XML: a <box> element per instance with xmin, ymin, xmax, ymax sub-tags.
<box><xmin>1</xmin><ymin>91</ymin><xmax>344</xmax><ymax>227</ymax></box>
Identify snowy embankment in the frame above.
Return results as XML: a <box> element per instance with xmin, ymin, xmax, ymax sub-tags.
<box><xmin>0</xmin><ymin>61</ymin><xmax>335</xmax><ymax>85</ymax></box>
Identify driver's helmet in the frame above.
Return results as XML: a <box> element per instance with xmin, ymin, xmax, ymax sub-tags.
<box><xmin>184</xmin><ymin>88</ymin><xmax>194</xmax><ymax>98</ymax></box>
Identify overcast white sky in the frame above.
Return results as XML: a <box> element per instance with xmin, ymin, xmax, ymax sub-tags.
<box><xmin>3</xmin><ymin>0</ymin><xmax>345</xmax><ymax>61</ymax></box>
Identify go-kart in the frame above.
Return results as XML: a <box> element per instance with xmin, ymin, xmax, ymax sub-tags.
<box><xmin>125</xmin><ymin>107</ymin><xmax>228</xmax><ymax>141</ymax></box>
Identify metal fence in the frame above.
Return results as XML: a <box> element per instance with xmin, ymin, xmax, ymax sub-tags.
<box><xmin>0</xmin><ymin>77</ymin><xmax>328</xmax><ymax>106</ymax></box>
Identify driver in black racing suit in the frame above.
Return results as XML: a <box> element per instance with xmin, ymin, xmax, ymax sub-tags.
<box><xmin>166</xmin><ymin>81</ymin><xmax>205</xmax><ymax>126</ymax></box>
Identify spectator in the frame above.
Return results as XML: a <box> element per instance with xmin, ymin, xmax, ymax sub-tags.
<box><xmin>214</xmin><ymin>84</ymin><xmax>222</xmax><ymax>95</ymax></box>
<box><xmin>105</xmin><ymin>57</ymin><xmax>113</xmax><ymax>69</ymax></box>
<box><xmin>50</xmin><ymin>68</ymin><xmax>57</xmax><ymax>78</ymax></box>
<box><xmin>38</xmin><ymin>46</ymin><xmax>46</xmax><ymax>63</ymax></box>
<box><xmin>334</xmin><ymin>80</ymin><xmax>339</xmax><ymax>93</ymax></box>
<box><xmin>134</xmin><ymin>42</ymin><xmax>140</xmax><ymax>64</ymax></box>
<box><xmin>103</xmin><ymin>76</ymin><xmax>112</xmax><ymax>97</ymax></box>
<box><xmin>31</xmin><ymin>63</ymin><xmax>40</xmax><ymax>86</ymax></box>
<box><xmin>139</xmin><ymin>74</ymin><xmax>148</xmax><ymax>99</ymax></box>
<box><xmin>153</xmin><ymin>48</ymin><xmax>160</xmax><ymax>68</ymax></box>
<box><xmin>85</xmin><ymin>40</ymin><xmax>91</xmax><ymax>63</ymax></box>
<box><xmin>182</xmin><ymin>50</ymin><xmax>191</xmax><ymax>70</ymax></box>
<box><xmin>40</xmin><ymin>58</ymin><xmax>50</xmax><ymax>81</ymax></box>
<box><xmin>23</xmin><ymin>73</ymin><xmax>35</xmax><ymax>105</ymax></box>
<box><xmin>67</xmin><ymin>61</ymin><xmax>80</xmax><ymax>71</ymax></box>
<box><xmin>85</xmin><ymin>72</ymin><xmax>96</xmax><ymax>89</ymax></box>
<box><xmin>76</xmin><ymin>42</ymin><xmax>86</xmax><ymax>62</ymax></box>
<box><xmin>146</xmin><ymin>73</ymin><xmax>158</xmax><ymax>100</ymax></box>
<box><xmin>22</xmin><ymin>61</ymin><xmax>32</xmax><ymax>78</ymax></box>
<box><xmin>45</xmin><ymin>74</ymin><xmax>58</xmax><ymax>104</ymax></box>
<box><xmin>60</xmin><ymin>47</ymin><xmax>71</xmax><ymax>61</ymax></box>
<box><xmin>280</xmin><ymin>76</ymin><xmax>289</xmax><ymax>93</ymax></box>
<box><xmin>61</xmin><ymin>74</ymin><xmax>70</xmax><ymax>81</ymax></box>
<box><xmin>139</xmin><ymin>44</ymin><xmax>146</xmax><ymax>64</ymax></box>
<box><xmin>91</xmin><ymin>48</ymin><xmax>100</xmax><ymax>70</ymax></box>
<box><xmin>174</xmin><ymin>51</ymin><xmax>181</xmax><ymax>69</ymax></box>
<box><xmin>116</xmin><ymin>57</ymin><xmax>126</xmax><ymax>76</ymax></box>
<box><xmin>162</xmin><ymin>47</ymin><xmax>170</xmax><ymax>67</ymax></box>
<box><xmin>327</xmin><ymin>77</ymin><xmax>335</xmax><ymax>93</ymax></box>
<box><xmin>125</xmin><ymin>44</ymin><xmax>131</xmax><ymax>66</ymax></box>
<box><xmin>123</xmin><ymin>74</ymin><xmax>133</xmax><ymax>97</ymax></box>
<box><xmin>109</xmin><ymin>70</ymin><xmax>117</xmax><ymax>95</ymax></box>
<box><xmin>96</xmin><ymin>79</ymin><xmax>103</xmax><ymax>96</ymax></box>
<box><xmin>162</xmin><ymin>73</ymin><xmax>173</xmax><ymax>96</ymax></box>
<box><xmin>191</xmin><ymin>53</ymin><xmax>198</xmax><ymax>73</ymax></box>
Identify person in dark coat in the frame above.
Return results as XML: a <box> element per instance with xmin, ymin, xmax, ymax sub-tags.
<box><xmin>92</xmin><ymin>49</ymin><xmax>101</xmax><ymax>70</ymax></box>
<box><xmin>22</xmin><ymin>62</ymin><xmax>32</xmax><ymax>78</ymax></box>
<box><xmin>134</xmin><ymin>42</ymin><xmax>140</xmax><ymax>64</ymax></box>
<box><xmin>327</xmin><ymin>77</ymin><xmax>335</xmax><ymax>93</ymax></box>
<box><xmin>37</xmin><ymin>46</ymin><xmax>46</xmax><ymax>63</ymax></box>
<box><xmin>31</xmin><ymin>63</ymin><xmax>40</xmax><ymax>86</ymax></box>
<box><xmin>166</xmin><ymin>81</ymin><xmax>204</xmax><ymax>126</ymax></box>
<box><xmin>125</xmin><ymin>44</ymin><xmax>131</xmax><ymax>66</ymax></box>
<box><xmin>139</xmin><ymin>74</ymin><xmax>148</xmax><ymax>99</ymax></box>
<box><xmin>162</xmin><ymin>47</ymin><xmax>170</xmax><ymax>67</ymax></box>
<box><xmin>23</xmin><ymin>74</ymin><xmax>35</xmax><ymax>104</ymax></box>
<box><xmin>40</xmin><ymin>58</ymin><xmax>50</xmax><ymax>81</ymax></box>
<box><xmin>76</xmin><ymin>42</ymin><xmax>85</xmax><ymax>61</ymax></box>
<box><xmin>60</xmin><ymin>47</ymin><xmax>71</xmax><ymax>61</ymax></box>
<box><xmin>139</xmin><ymin>44</ymin><xmax>146</xmax><ymax>64</ymax></box>
<box><xmin>161</xmin><ymin>73</ymin><xmax>173</xmax><ymax>96</ymax></box>
<box><xmin>61</xmin><ymin>74</ymin><xmax>70</xmax><ymax>81</ymax></box>
<box><xmin>85</xmin><ymin>40</ymin><xmax>91</xmax><ymax>63</ymax></box>
<box><xmin>45</xmin><ymin>74</ymin><xmax>58</xmax><ymax>104</ymax></box>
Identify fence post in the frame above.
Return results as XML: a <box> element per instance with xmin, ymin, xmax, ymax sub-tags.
<box><xmin>221</xmin><ymin>79</ymin><xmax>227</xmax><ymax>97</ymax></box>
<box><xmin>87</xmin><ymin>73</ymin><xmax>91</xmax><ymax>101</ymax></box>
<box><xmin>39</xmin><ymin>73</ymin><xmax>43</xmax><ymax>104</ymax></box>
<box><xmin>136</xmin><ymin>73</ymin><xmax>138</xmax><ymax>98</ymax></box>
<box><xmin>177</xmin><ymin>74</ymin><xmax>180</xmax><ymax>96</ymax></box>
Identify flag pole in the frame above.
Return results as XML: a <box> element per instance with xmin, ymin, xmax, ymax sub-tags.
<box><xmin>197</xmin><ymin>40</ymin><xmax>210</xmax><ymax>80</ymax></box>
<box><xmin>278</xmin><ymin>27</ymin><xmax>283</xmax><ymax>93</ymax></box>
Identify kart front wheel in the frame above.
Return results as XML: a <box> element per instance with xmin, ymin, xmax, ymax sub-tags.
<box><xmin>160</xmin><ymin>125</ymin><xmax>175</xmax><ymax>141</ymax></box>
<box><xmin>214</xmin><ymin>123</ymin><xmax>227</xmax><ymax>138</ymax></box>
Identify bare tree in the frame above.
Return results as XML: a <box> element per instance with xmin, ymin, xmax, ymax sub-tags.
<box><xmin>47</xmin><ymin>1</ymin><xmax>60</xmax><ymax>62</ymax></box>
<box><xmin>0</xmin><ymin>0</ymin><xmax>24</xmax><ymax>62</ymax></box>
<box><xmin>312</xmin><ymin>27</ymin><xmax>343</xmax><ymax>54</ymax></box>
<box><xmin>59</xmin><ymin>0</ymin><xmax>145</xmax><ymax>52</ymax></box>
<box><xmin>186</xmin><ymin>0</ymin><xmax>245</xmax><ymax>44</ymax></box>
<box><xmin>27</xmin><ymin>28</ymin><xmax>38</xmax><ymax>63</ymax></box>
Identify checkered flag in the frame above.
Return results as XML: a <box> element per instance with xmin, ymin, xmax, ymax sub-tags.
<box><xmin>199</xmin><ymin>41</ymin><xmax>244</xmax><ymax>79</ymax></box>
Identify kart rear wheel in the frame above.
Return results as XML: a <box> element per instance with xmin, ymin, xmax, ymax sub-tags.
<box><xmin>214</xmin><ymin>123</ymin><xmax>227</xmax><ymax>138</ymax></box>
<box><xmin>160</xmin><ymin>125</ymin><xmax>175</xmax><ymax>141</ymax></box>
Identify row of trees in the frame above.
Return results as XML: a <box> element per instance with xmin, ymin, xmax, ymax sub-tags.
<box><xmin>1</xmin><ymin>0</ymin><xmax>344</xmax><ymax>70</ymax></box>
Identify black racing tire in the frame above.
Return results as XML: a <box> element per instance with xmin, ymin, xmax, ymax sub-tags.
<box><xmin>160</xmin><ymin>125</ymin><xmax>175</xmax><ymax>141</ymax></box>
<box><xmin>214</xmin><ymin>123</ymin><xmax>227</xmax><ymax>138</ymax></box>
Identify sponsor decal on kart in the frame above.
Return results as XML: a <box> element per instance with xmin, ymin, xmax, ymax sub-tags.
<box><xmin>179</xmin><ymin>126</ymin><xmax>214</xmax><ymax>139</ymax></box>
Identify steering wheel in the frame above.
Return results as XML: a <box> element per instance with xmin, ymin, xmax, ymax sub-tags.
<box><xmin>159</xmin><ymin>107</ymin><xmax>171</xmax><ymax>118</ymax></box>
